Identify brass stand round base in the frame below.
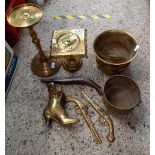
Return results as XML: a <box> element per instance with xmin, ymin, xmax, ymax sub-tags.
<box><xmin>63</xmin><ymin>57</ymin><xmax>83</xmax><ymax>72</ymax></box>
<box><xmin>31</xmin><ymin>54</ymin><xmax>62</xmax><ymax>77</ymax></box>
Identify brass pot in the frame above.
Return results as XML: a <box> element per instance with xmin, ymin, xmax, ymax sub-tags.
<box><xmin>103</xmin><ymin>75</ymin><xmax>141</xmax><ymax>114</ymax></box>
<box><xmin>93</xmin><ymin>29</ymin><xmax>139</xmax><ymax>75</ymax></box>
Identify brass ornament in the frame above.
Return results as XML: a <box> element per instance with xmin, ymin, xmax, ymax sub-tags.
<box><xmin>43</xmin><ymin>83</ymin><xmax>79</xmax><ymax>126</ymax></box>
<box><xmin>93</xmin><ymin>29</ymin><xmax>139</xmax><ymax>75</ymax></box>
<box><xmin>51</xmin><ymin>29</ymin><xmax>87</xmax><ymax>72</ymax></box>
<box><xmin>7</xmin><ymin>3</ymin><xmax>61</xmax><ymax>77</ymax></box>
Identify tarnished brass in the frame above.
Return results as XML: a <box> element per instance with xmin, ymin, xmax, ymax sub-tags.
<box><xmin>103</xmin><ymin>75</ymin><xmax>141</xmax><ymax>114</ymax></box>
<box><xmin>93</xmin><ymin>29</ymin><xmax>139</xmax><ymax>75</ymax></box>
<box><xmin>31</xmin><ymin>52</ymin><xmax>62</xmax><ymax>77</ymax></box>
<box><xmin>81</xmin><ymin>91</ymin><xmax>115</xmax><ymax>143</ymax></box>
<box><xmin>7</xmin><ymin>3</ymin><xmax>61</xmax><ymax>77</ymax></box>
<box><xmin>28</xmin><ymin>26</ymin><xmax>61</xmax><ymax>77</ymax></box>
<box><xmin>66</xmin><ymin>96</ymin><xmax>102</xmax><ymax>144</ymax></box>
<box><xmin>51</xmin><ymin>29</ymin><xmax>87</xmax><ymax>72</ymax></box>
<box><xmin>63</xmin><ymin>56</ymin><xmax>83</xmax><ymax>72</ymax></box>
<box><xmin>43</xmin><ymin>83</ymin><xmax>79</xmax><ymax>125</ymax></box>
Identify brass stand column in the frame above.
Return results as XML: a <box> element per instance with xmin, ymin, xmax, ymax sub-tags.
<box><xmin>28</xmin><ymin>26</ymin><xmax>53</xmax><ymax>77</ymax></box>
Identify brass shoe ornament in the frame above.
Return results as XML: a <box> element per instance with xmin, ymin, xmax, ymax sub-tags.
<box><xmin>43</xmin><ymin>83</ymin><xmax>79</xmax><ymax>126</ymax></box>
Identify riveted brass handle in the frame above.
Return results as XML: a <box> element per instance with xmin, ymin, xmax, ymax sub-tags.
<box><xmin>81</xmin><ymin>91</ymin><xmax>115</xmax><ymax>143</ymax></box>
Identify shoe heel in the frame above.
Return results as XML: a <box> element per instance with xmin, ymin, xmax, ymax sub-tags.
<box><xmin>44</xmin><ymin>115</ymin><xmax>53</xmax><ymax>127</ymax></box>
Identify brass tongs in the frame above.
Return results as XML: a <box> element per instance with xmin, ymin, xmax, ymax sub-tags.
<box><xmin>81</xmin><ymin>91</ymin><xmax>115</xmax><ymax>143</ymax></box>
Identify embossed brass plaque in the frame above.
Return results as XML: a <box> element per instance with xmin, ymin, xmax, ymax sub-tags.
<box><xmin>51</xmin><ymin>29</ymin><xmax>87</xmax><ymax>58</ymax></box>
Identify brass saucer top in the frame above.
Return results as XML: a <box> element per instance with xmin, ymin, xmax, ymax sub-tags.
<box><xmin>7</xmin><ymin>3</ymin><xmax>43</xmax><ymax>28</ymax></box>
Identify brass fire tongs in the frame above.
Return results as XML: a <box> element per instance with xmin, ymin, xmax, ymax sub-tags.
<box><xmin>81</xmin><ymin>91</ymin><xmax>115</xmax><ymax>143</ymax></box>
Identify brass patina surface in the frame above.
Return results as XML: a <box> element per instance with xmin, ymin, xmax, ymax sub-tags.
<box><xmin>43</xmin><ymin>83</ymin><xmax>79</xmax><ymax>126</ymax></box>
<box><xmin>93</xmin><ymin>29</ymin><xmax>139</xmax><ymax>75</ymax></box>
<box><xmin>81</xmin><ymin>91</ymin><xmax>115</xmax><ymax>143</ymax></box>
<box><xmin>31</xmin><ymin>53</ymin><xmax>62</xmax><ymax>77</ymax></box>
<box><xmin>63</xmin><ymin>56</ymin><xmax>83</xmax><ymax>72</ymax></box>
<box><xmin>51</xmin><ymin>29</ymin><xmax>87</xmax><ymax>72</ymax></box>
<box><xmin>51</xmin><ymin>29</ymin><xmax>87</xmax><ymax>57</ymax></box>
<box><xmin>7</xmin><ymin>3</ymin><xmax>61</xmax><ymax>77</ymax></box>
<box><xmin>7</xmin><ymin>3</ymin><xmax>43</xmax><ymax>28</ymax></box>
<box><xmin>28</xmin><ymin>26</ymin><xmax>57</xmax><ymax>77</ymax></box>
<box><xmin>103</xmin><ymin>75</ymin><xmax>141</xmax><ymax>114</ymax></box>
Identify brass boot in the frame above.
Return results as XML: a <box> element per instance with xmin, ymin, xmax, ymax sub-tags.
<box><xmin>43</xmin><ymin>83</ymin><xmax>79</xmax><ymax>126</ymax></box>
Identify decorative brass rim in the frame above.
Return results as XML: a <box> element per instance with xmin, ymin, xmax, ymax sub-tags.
<box><xmin>93</xmin><ymin>29</ymin><xmax>139</xmax><ymax>66</ymax></box>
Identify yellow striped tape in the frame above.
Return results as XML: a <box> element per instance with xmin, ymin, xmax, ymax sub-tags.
<box><xmin>53</xmin><ymin>14</ymin><xmax>111</xmax><ymax>20</ymax></box>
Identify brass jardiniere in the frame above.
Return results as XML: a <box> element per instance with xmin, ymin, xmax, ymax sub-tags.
<box><xmin>93</xmin><ymin>29</ymin><xmax>139</xmax><ymax>75</ymax></box>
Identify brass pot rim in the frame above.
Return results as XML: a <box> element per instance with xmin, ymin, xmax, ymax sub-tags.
<box><xmin>93</xmin><ymin>29</ymin><xmax>139</xmax><ymax>66</ymax></box>
<box><xmin>7</xmin><ymin>3</ymin><xmax>43</xmax><ymax>28</ymax></box>
<box><xmin>103</xmin><ymin>75</ymin><xmax>141</xmax><ymax>111</ymax></box>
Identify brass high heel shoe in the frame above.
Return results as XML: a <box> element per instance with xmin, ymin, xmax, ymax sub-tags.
<box><xmin>43</xmin><ymin>83</ymin><xmax>79</xmax><ymax>126</ymax></box>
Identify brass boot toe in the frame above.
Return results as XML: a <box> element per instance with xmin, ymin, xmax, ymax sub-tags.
<box><xmin>62</xmin><ymin>117</ymin><xmax>79</xmax><ymax>125</ymax></box>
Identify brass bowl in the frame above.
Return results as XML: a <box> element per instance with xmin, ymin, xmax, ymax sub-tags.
<box><xmin>93</xmin><ymin>29</ymin><xmax>139</xmax><ymax>75</ymax></box>
<box><xmin>103</xmin><ymin>75</ymin><xmax>141</xmax><ymax>114</ymax></box>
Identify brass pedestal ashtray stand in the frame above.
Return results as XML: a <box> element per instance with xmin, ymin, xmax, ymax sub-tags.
<box><xmin>51</xmin><ymin>29</ymin><xmax>87</xmax><ymax>72</ymax></box>
<box><xmin>7</xmin><ymin>3</ymin><xmax>61</xmax><ymax>77</ymax></box>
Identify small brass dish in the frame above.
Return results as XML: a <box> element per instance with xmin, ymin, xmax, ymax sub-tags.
<box><xmin>93</xmin><ymin>29</ymin><xmax>139</xmax><ymax>75</ymax></box>
<box><xmin>103</xmin><ymin>75</ymin><xmax>141</xmax><ymax>114</ymax></box>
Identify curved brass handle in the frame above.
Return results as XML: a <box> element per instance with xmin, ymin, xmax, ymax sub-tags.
<box><xmin>100</xmin><ymin>112</ymin><xmax>115</xmax><ymax>142</ymax></box>
<box><xmin>81</xmin><ymin>91</ymin><xmax>115</xmax><ymax>143</ymax></box>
